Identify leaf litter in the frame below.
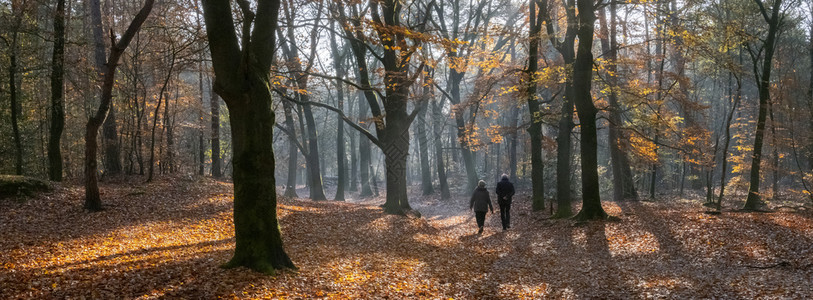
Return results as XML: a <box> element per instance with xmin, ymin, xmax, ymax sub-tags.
<box><xmin>1</xmin><ymin>177</ymin><xmax>812</xmax><ymax>298</ymax></box>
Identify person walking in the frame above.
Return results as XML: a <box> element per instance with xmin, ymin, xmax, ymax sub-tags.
<box><xmin>470</xmin><ymin>180</ymin><xmax>494</xmax><ymax>234</ymax></box>
<box><xmin>495</xmin><ymin>174</ymin><xmax>515</xmax><ymax>231</ymax></box>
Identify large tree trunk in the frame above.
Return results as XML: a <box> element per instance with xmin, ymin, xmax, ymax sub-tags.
<box><xmin>48</xmin><ymin>0</ymin><xmax>66</xmax><ymax>181</ymax></box>
<box><xmin>540</xmin><ymin>0</ymin><xmax>577</xmax><ymax>217</ymax></box>
<box><xmin>85</xmin><ymin>0</ymin><xmax>154</xmax><ymax>211</ymax></box>
<box><xmin>202</xmin><ymin>0</ymin><xmax>294</xmax><ymax>274</ymax></box>
<box><xmin>599</xmin><ymin>4</ymin><xmax>637</xmax><ymax>201</ymax></box>
<box><xmin>527</xmin><ymin>0</ymin><xmax>545</xmax><ymax>211</ymax></box>
<box><xmin>381</xmin><ymin>109</ymin><xmax>412</xmax><ymax>214</ymax></box>
<box><xmin>744</xmin><ymin>0</ymin><xmax>782</xmax><ymax>210</ymax></box>
<box><xmin>572</xmin><ymin>0</ymin><xmax>607</xmax><ymax>221</ymax></box>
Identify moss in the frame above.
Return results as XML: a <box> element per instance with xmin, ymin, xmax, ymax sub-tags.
<box><xmin>0</xmin><ymin>175</ymin><xmax>51</xmax><ymax>199</ymax></box>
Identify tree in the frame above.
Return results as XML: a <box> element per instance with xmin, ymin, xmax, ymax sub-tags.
<box><xmin>147</xmin><ymin>47</ymin><xmax>176</xmax><ymax>182</ymax></box>
<box><xmin>88</xmin><ymin>0</ymin><xmax>123</xmax><ymax>175</ymax></box>
<box><xmin>540</xmin><ymin>0</ymin><xmax>577</xmax><ymax>217</ymax></box>
<box><xmin>598</xmin><ymin>2</ymin><xmax>637</xmax><ymax>201</ymax></box>
<box><xmin>572</xmin><ymin>0</ymin><xmax>608</xmax><ymax>220</ymax></box>
<box><xmin>5</xmin><ymin>1</ymin><xmax>25</xmax><ymax>176</ymax></box>
<box><xmin>743</xmin><ymin>0</ymin><xmax>784</xmax><ymax>210</ymax></box>
<box><xmin>84</xmin><ymin>0</ymin><xmax>155</xmax><ymax>211</ymax></box>
<box><xmin>279</xmin><ymin>0</ymin><xmax>327</xmax><ymax>201</ymax></box>
<box><xmin>329</xmin><ymin>19</ymin><xmax>347</xmax><ymax>201</ymax></box>
<box><xmin>527</xmin><ymin>0</ymin><xmax>546</xmax><ymax>211</ymax></box>
<box><xmin>211</xmin><ymin>91</ymin><xmax>223</xmax><ymax>178</ymax></box>
<box><xmin>416</xmin><ymin>68</ymin><xmax>435</xmax><ymax>196</ymax></box>
<box><xmin>201</xmin><ymin>0</ymin><xmax>295</xmax><ymax>273</ymax></box>
<box><xmin>334</xmin><ymin>0</ymin><xmax>432</xmax><ymax>214</ymax></box>
<box><xmin>48</xmin><ymin>0</ymin><xmax>66</xmax><ymax>182</ymax></box>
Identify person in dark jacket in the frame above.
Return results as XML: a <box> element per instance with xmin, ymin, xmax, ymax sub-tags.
<box><xmin>469</xmin><ymin>180</ymin><xmax>493</xmax><ymax>234</ymax></box>
<box><xmin>495</xmin><ymin>174</ymin><xmax>515</xmax><ymax>231</ymax></box>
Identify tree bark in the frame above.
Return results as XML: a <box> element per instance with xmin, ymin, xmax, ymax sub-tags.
<box><xmin>147</xmin><ymin>52</ymin><xmax>174</xmax><ymax>182</ymax></box>
<box><xmin>528</xmin><ymin>0</ymin><xmax>545</xmax><ymax>211</ymax></box>
<box><xmin>718</xmin><ymin>72</ymin><xmax>741</xmax><ymax>210</ymax></box>
<box><xmin>432</xmin><ymin>97</ymin><xmax>452</xmax><ymax>200</ymax></box>
<box><xmin>330</xmin><ymin>21</ymin><xmax>347</xmax><ymax>201</ymax></box>
<box><xmin>744</xmin><ymin>0</ymin><xmax>782</xmax><ymax>210</ymax></box>
<box><xmin>202</xmin><ymin>0</ymin><xmax>295</xmax><ymax>274</ymax></box>
<box><xmin>279</xmin><ymin>0</ymin><xmax>326</xmax><ymax>200</ymax></box>
<box><xmin>572</xmin><ymin>0</ymin><xmax>607</xmax><ymax>220</ymax></box>
<box><xmin>211</xmin><ymin>84</ymin><xmax>223</xmax><ymax>178</ymax></box>
<box><xmin>449</xmin><ymin>68</ymin><xmax>480</xmax><ymax>191</ymax></box>
<box><xmin>599</xmin><ymin>4</ymin><xmax>637</xmax><ymax>201</ymax></box>
<box><xmin>282</xmin><ymin>98</ymin><xmax>299</xmax><ymax>197</ymax></box>
<box><xmin>540</xmin><ymin>0</ymin><xmax>576</xmax><ymax>217</ymax></box>
<box><xmin>85</xmin><ymin>0</ymin><xmax>155</xmax><ymax>211</ymax></box>
<box><xmin>358</xmin><ymin>91</ymin><xmax>374</xmax><ymax>197</ymax></box>
<box><xmin>417</xmin><ymin>71</ymin><xmax>434</xmax><ymax>196</ymax></box>
<box><xmin>48</xmin><ymin>0</ymin><xmax>66</xmax><ymax>181</ymax></box>
<box><xmin>9</xmin><ymin>21</ymin><xmax>23</xmax><ymax>175</ymax></box>
<box><xmin>89</xmin><ymin>0</ymin><xmax>121</xmax><ymax>176</ymax></box>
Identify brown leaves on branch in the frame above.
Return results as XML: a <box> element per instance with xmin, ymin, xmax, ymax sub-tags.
<box><xmin>1</xmin><ymin>178</ymin><xmax>812</xmax><ymax>298</ymax></box>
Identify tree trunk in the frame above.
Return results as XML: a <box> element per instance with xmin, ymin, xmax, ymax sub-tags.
<box><xmin>769</xmin><ymin>101</ymin><xmax>779</xmax><ymax>200</ymax></box>
<box><xmin>599</xmin><ymin>3</ymin><xmax>637</xmax><ymax>201</ymax></box>
<box><xmin>744</xmin><ymin>0</ymin><xmax>782</xmax><ymax>210</ymax></box>
<box><xmin>572</xmin><ymin>0</ymin><xmax>607</xmax><ymax>221</ymax></box>
<box><xmin>330</xmin><ymin>21</ymin><xmax>346</xmax><ymax>201</ymax></box>
<box><xmin>202</xmin><ymin>0</ymin><xmax>295</xmax><ymax>274</ymax></box>
<box><xmin>433</xmin><ymin>98</ymin><xmax>451</xmax><ymax>200</ymax></box>
<box><xmin>147</xmin><ymin>53</ymin><xmax>175</xmax><ymax>183</ymax></box>
<box><xmin>282</xmin><ymin>100</ymin><xmax>299</xmax><ymax>197</ymax></box>
<box><xmin>349</xmin><ymin>97</ymin><xmax>359</xmax><ymax>192</ymax></box>
<box><xmin>85</xmin><ymin>0</ymin><xmax>155</xmax><ymax>211</ymax></box>
<box><xmin>509</xmin><ymin>101</ymin><xmax>519</xmax><ymax>182</ymax></box>
<box><xmin>211</xmin><ymin>85</ymin><xmax>223</xmax><ymax>178</ymax></box>
<box><xmin>9</xmin><ymin>30</ymin><xmax>23</xmax><ymax>175</ymax></box>
<box><xmin>528</xmin><ymin>0</ymin><xmax>545</xmax><ymax>211</ymax></box>
<box><xmin>89</xmin><ymin>0</ymin><xmax>121</xmax><ymax>176</ymax></box>
<box><xmin>719</xmin><ymin>72</ymin><xmax>742</xmax><ymax>210</ymax></box>
<box><xmin>48</xmin><ymin>0</ymin><xmax>66</xmax><ymax>181</ymax></box>
<box><xmin>447</xmin><ymin>70</ymin><xmax>479</xmax><ymax>191</ymax></box>
<box><xmin>417</xmin><ymin>73</ymin><xmax>434</xmax><ymax>196</ymax></box>
<box><xmin>168</xmin><ymin>86</ymin><xmax>177</xmax><ymax>174</ymax></box>
<box><xmin>540</xmin><ymin>0</ymin><xmax>577</xmax><ymax>217</ymax></box>
<box><xmin>358</xmin><ymin>96</ymin><xmax>374</xmax><ymax>197</ymax></box>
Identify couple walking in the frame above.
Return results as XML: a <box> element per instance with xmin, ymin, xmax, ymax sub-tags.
<box><xmin>469</xmin><ymin>174</ymin><xmax>515</xmax><ymax>234</ymax></box>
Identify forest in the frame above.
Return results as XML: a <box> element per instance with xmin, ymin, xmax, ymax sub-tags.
<box><xmin>1</xmin><ymin>0</ymin><xmax>812</xmax><ymax>298</ymax></box>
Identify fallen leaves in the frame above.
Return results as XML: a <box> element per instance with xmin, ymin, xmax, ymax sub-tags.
<box><xmin>1</xmin><ymin>178</ymin><xmax>813</xmax><ymax>298</ymax></box>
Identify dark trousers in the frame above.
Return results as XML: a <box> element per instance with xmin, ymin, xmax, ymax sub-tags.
<box><xmin>475</xmin><ymin>211</ymin><xmax>487</xmax><ymax>228</ymax></box>
<box><xmin>499</xmin><ymin>201</ymin><xmax>511</xmax><ymax>229</ymax></box>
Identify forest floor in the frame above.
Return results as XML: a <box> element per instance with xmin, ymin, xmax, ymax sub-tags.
<box><xmin>2</xmin><ymin>176</ymin><xmax>813</xmax><ymax>299</ymax></box>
